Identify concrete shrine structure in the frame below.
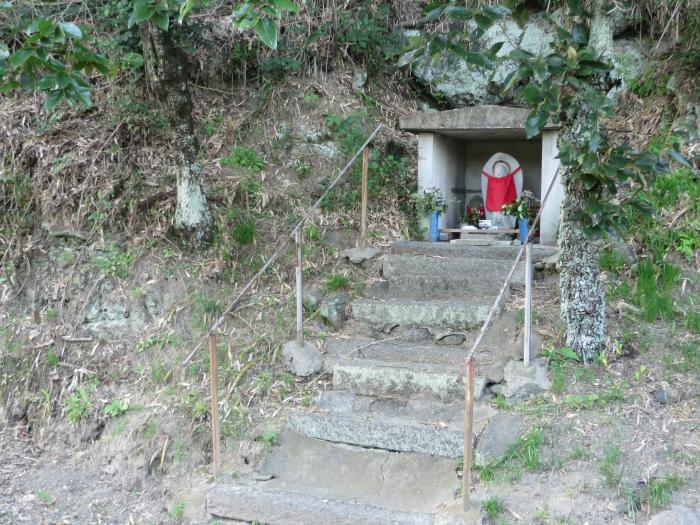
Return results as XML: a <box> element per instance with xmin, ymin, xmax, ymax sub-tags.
<box><xmin>400</xmin><ymin>105</ymin><xmax>563</xmax><ymax>245</ymax></box>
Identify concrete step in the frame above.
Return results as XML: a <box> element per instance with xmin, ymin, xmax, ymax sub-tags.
<box><xmin>351</xmin><ymin>298</ymin><xmax>495</xmax><ymax>338</ymax></box>
<box><xmin>333</xmin><ymin>357</ymin><xmax>486</xmax><ymax>402</ymax></box>
<box><xmin>287</xmin><ymin>391</ymin><xmax>497</xmax><ymax>458</ymax></box>
<box><xmin>385</xmin><ymin>275</ymin><xmax>514</xmax><ymax>299</ymax></box>
<box><xmin>391</xmin><ymin>240</ymin><xmax>556</xmax><ymax>261</ymax></box>
<box><xmin>206</xmin><ymin>431</ymin><xmax>459</xmax><ymax>523</ymax></box>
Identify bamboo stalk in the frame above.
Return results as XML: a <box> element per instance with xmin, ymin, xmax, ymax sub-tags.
<box><xmin>360</xmin><ymin>147</ymin><xmax>369</xmax><ymax>248</ymax></box>
<box><xmin>208</xmin><ymin>334</ymin><xmax>221</xmax><ymax>478</ymax></box>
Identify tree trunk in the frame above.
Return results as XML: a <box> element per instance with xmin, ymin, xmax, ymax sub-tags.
<box><xmin>557</xmin><ymin>0</ymin><xmax>613</xmax><ymax>361</ymax></box>
<box><xmin>557</xmin><ymin>124</ymin><xmax>606</xmax><ymax>362</ymax></box>
<box><xmin>141</xmin><ymin>21</ymin><xmax>212</xmax><ymax>247</ymax></box>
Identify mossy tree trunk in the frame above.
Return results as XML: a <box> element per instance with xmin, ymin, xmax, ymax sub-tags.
<box><xmin>141</xmin><ymin>21</ymin><xmax>212</xmax><ymax>247</ymax></box>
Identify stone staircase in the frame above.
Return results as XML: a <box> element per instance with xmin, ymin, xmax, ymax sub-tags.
<box><xmin>200</xmin><ymin>241</ymin><xmax>555</xmax><ymax>525</ymax></box>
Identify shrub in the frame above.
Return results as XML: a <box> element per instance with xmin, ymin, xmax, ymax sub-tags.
<box><xmin>221</xmin><ymin>146</ymin><xmax>264</xmax><ymax>172</ymax></box>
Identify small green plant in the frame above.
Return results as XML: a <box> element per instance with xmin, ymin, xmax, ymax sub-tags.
<box><xmin>95</xmin><ymin>243</ymin><xmax>134</xmax><ymax>279</ymax></box>
<box><xmin>168</xmin><ymin>499</ymin><xmax>186</xmax><ymax>522</ymax></box>
<box><xmin>46</xmin><ymin>347</ymin><xmax>59</xmax><ymax>367</ymax></box>
<box><xmin>64</xmin><ymin>386</ymin><xmax>92</xmax><ymax>424</ymax></box>
<box><xmin>493</xmin><ymin>393</ymin><xmax>509</xmax><ymax>411</ymax></box>
<box><xmin>599</xmin><ymin>248</ymin><xmax>628</xmax><ymax>273</ymax></box>
<box><xmin>478</xmin><ymin>427</ymin><xmax>545</xmax><ymax>483</ymax></box>
<box><xmin>482</xmin><ymin>497</ymin><xmax>505</xmax><ymax>521</ymax></box>
<box><xmin>600</xmin><ymin>444</ymin><xmax>623</xmax><ymax>490</ymax></box>
<box><xmin>220</xmin><ymin>146</ymin><xmax>264</xmax><ymax>172</ymax></box>
<box><xmin>233</xmin><ymin>221</ymin><xmax>256</xmax><ymax>245</ymax></box>
<box><xmin>255</xmin><ymin>430</ymin><xmax>280</xmax><ymax>453</ymax></box>
<box><xmin>102</xmin><ymin>399</ymin><xmax>129</xmax><ymax>418</ymax></box>
<box><xmin>501</xmin><ymin>190</ymin><xmax>540</xmax><ymax>221</ymax></box>
<box><xmin>326</xmin><ymin>273</ymin><xmax>348</xmax><ymax>292</ymax></box>
<box><xmin>36</xmin><ymin>490</ymin><xmax>52</xmax><ymax>505</ymax></box>
<box><xmin>293</xmin><ymin>157</ymin><xmax>312</xmax><ymax>178</ymax></box>
<box><xmin>411</xmin><ymin>187</ymin><xmax>448</xmax><ymax>215</ymax></box>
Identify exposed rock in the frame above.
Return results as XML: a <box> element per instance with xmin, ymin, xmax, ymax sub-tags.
<box><xmin>302</xmin><ymin>285</ymin><xmax>326</xmax><ymax>312</ymax></box>
<box><xmin>282</xmin><ymin>341</ymin><xmax>324</xmax><ymax>377</ymax></box>
<box><xmin>438</xmin><ymin>334</ymin><xmax>466</xmax><ymax>346</ymax></box>
<box><xmin>648</xmin><ymin>506</ymin><xmax>700</xmax><ymax>525</ymax></box>
<box><xmin>512</xmin><ymin>328</ymin><xmax>544</xmax><ymax>361</ymax></box>
<box><xmin>340</xmin><ymin>247</ymin><xmax>380</xmax><ymax>264</ymax></box>
<box><xmin>319</xmin><ymin>292</ymin><xmax>351</xmax><ymax>329</ymax></box>
<box><xmin>474</xmin><ymin>413</ymin><xmax>525</xmax><ymax>467</ymax></box>
<box><xmin>323</xmin><ymin>229</ymin><xmax>358</xmax><ymax>249</ymax></box>
<box><xmin>652</xmin><ymin>385</ymin><xmax>680</xmax><ymax>405</ymax></box>
<box><xmin>494</xmin><ymin>359</ymin><xmax>550</xmax><ymax>401</ymax></box>
<box><xmin>353</xmin><ymin>68</ymin><xmax>368</xmax><ymax>90</ymax></box>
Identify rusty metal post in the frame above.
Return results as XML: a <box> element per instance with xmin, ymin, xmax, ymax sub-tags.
<box><xmin>360</xmin><ymin>147</ymin><xmax>369</xmax><ymax>248</ymax></box>
<box><xmin>295</xmin><ymin>228</ymin><xmax>304</xmax><ymax>346</ymax></box>
<box><xmin>524</xmin><ymin>242</ymin><xmax>533</xmax><ymax>367</ymax></box>
<box><xmin>208</xmin><ymin>333</ymin><xmax>221</xmax><ymax>478</ymax></box>
<box><xmin>463</xmin><ymin>358</ymin><xmax>476</xmax><ymax>508</ymax></box>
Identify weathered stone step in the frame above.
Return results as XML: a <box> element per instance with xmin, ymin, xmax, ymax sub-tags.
<box><xmin>351</xmin><ymin>298</ymin><xmax>495</xmax><ymax>338</ymax></box>
<box><xmin>206</xmin><ymin>431</ymin><xmax>459</xmax><ymax>523</ymax></box>
<box><xmin>385</xmin><ymin>275</ymin><xmax>515</xmax><ymax>299</ymax></box>
<box><xmin>287</xmin><ymin>391</ymin><xmax>497</xmax><ymax>458</ymax></box>
<box><xmin>207</xmin><ymin>483</ymin><xmax>432</xmax><ymax>525</ymax></box>
<box><xmin>333</xmin><ymin>357</ymin><xmax>486</xmax><ymax>402</ymax></box>
<box><xmin>391</xmin><ymin>240</ymin><xmax>556</xmax><ymax>261</ymax></box>
<box><xmin>324</xmin><ymin>336</ymin><xmax>469</xmax><ymax>367</ymax></box>
<box><xmin>383</xmin><ymin>254</ymin><xmax>525</xmax><ymax>284</ymax></box>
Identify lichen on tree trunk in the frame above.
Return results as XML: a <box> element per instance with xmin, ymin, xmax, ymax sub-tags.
<box><xmin>141</xmin><ymin>21</ymin><xmax>212</xmax><ymax>247</ymax></box>
<box><xmin>557</xmin><ymin>122</ymin><xmax>606</xmax><ymax>361</ymax></box>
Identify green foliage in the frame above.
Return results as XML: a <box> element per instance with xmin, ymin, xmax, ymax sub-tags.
<box><xmin>167</xmin><ymin>499</ymin><xmax>186</xmax><ymax>523</ymax></box>
<box><xmin>600</xmin><ymin>444</ymin><xmax>623</xmax><ymax>490</ymax></box>
<box><xmin>36</xmin><ymin>490</ymin><xmax>52</xmax><ymax>505</ymax></box>
<box><xmin>102</xmin><ymin>399</ymin><xmax>129</xmax><ymax>418</ymax></box>
<box><xmin>598</xmin><ymin>248</ymin><xmax>628</xmax><ymax>273</ymax></box>
<box><xmin>94</xmin><ymin>243</ymin><xmax>134</xmax><ymax>279</ymax></box>
<box><xmin>254</xmin><ymin>429</ymin><xmax>279</xmax><ymax>452</ymax></box>
<box><xmin>482</xmin><ymin>497</ymin><xmax>505</xmax><ymax>521</ymax></box>
<box><xmin>337</xmin><ymin>2</ymin><xmax>399</xmax><ymax>74</ymax></box>
<box><xmin>628</xmin><ymin>63</ymin><xmax>671</xmax><ymax>98</ymax></box>
<box><xmin>478</xmin><ymin>427</ymin><xmax>545</xmax><ymax>483</ymax></box>
<box><xmin>0</xmin><ymin>11</ymin><xmax>109</xmax><ymax>110</ymax></box>
<box><xmin>325</xmin><ymin>273</ymin><xmax>348</xmax><ymax>291</ymax></box>
<box><xmin>221</xmin><ymin>146</ymin><xmax>265</xmax><ymax>172</ymax></box>
<box><xmin>500</xmin><ymin>191</ymin><xmax>540</xmax><ymax>221</ymax></box>
<box><xmin>411</xmin><ymin>187</ymin><xmax>448</xmax><ymax>214</ymax></box>
<box><xmin>231</xmin><ymin>0</ymin><xmax>299</xmax><ymax>49</ymax></box>
<box><xmin>232</xmin><ymin>220</ymin><xmax>256</xmax><ymax>245</ymax></box>
<box><xmin>64</xmin><ymin>386</ymin><xmax>92</xmax><ymax>424</ymax></box>
<box><xmin>627</xmin><ymin>474</ymin><xmax>682</xmax><ymax>515</ymax></box>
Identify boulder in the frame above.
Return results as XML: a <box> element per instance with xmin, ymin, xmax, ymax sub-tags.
<box><xmin>282</xmin><ymin>341</ymin><xmax>324</xmax><ymax>377</ymax></box>
<box><xmin>512</xmin><ymin>328</ymin><xmax>544</xmax><ymax>361</ymax></box>
<box><xmin>648</xmin><ymin>507</ymin><xmax>700</xmax><ymax>525</ymax></box>
<box><xmin>319</xmin><ymin>292</ymin><xmax>351</xmax><ymax>329</ymax></box>
<box><xmin>474</xmin><ymin>413</ymin><xmax>525</xmax><ymax>467</ymax></box>
<box><xmin>302</xmin><ymin>285</ymin><xmax>326</xmax><ymax>312</ymax></box>
<box><xmin>494</xmin><ymin>359</ymin><xmax>550</xmax><ymax>401</ymax></box>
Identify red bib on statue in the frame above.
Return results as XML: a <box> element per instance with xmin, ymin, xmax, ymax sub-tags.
<box><xmin>483</xmin><ymin>166</ymin><xmax>520</xmax><ymax>212</ymax></box>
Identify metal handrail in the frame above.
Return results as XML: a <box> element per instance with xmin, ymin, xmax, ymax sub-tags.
<box><xmin>182</xmin><ymin>124</ymin><xmax>382</xmax><ymax>365</ymax></box>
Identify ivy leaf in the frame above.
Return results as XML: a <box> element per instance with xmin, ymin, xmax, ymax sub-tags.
<box><xmin>271</xmin><ymin>0</ymin><xmax>299</xmax><ymax>12</ymax></box>
<box><xmin>0</xmin><ymin>42</ymin><xmax>9</xmax><ymax>60</ymax></box>
<box><xmin>59</xmin><ymin>22</ymin><xmax>83</xmax><ymax>39</ymax></box>
<box><xmin>131</xmin><ymin>0</ymin><xmax>156</xmax><ymax>26</ymax></box>
<box><xmin>44</xmin><ymin>90</ymin><xmax>63</xmax><ymax>111</ymax></box>
<box><xmin>152</xmin><ymin>11</ymin><xmax>170</xmax><ymax>31</ymax></box>
<box><xmin>177</xmin><ymin>0</ymin><xmax>196</xmax><ymax>23</ymax></box>
<box><xmin>0</xmin><ymin>1</ymin><xmax>13</xmax><ymax>9</ymax></box>
<box><xmin>122</xmin><ymin>52</ymin><xmax>144</xmax><ymax>68</ymax></box>
<box><xmin>525</xmin><ymin>110</ymin><xmax>547</xmax><ymax>139</ymax></box>
<box><xmin>255</xmin><ymin>18</ymin><xmax>278</xmax><ymax>49</ymax></box>
<box><xmin>396</xmin><ymin>48</ymin><xmax>421</xmax><ymax>68</ymax></box>
<box><xmin>38</xmin><ymin>74</ymin><xmax>57</xmax><ymax>90</ymax></box>
<box><xmin>446</xmin><ymin>6</ymin><xmax>476</xmax><ymax>19</ymax></box>
<box><xmin>571</xmin><ymin>23</ymin><xmax>588</xmax><ymax>45</ymax></box>
<box><xmin>10</xmin><ymin>48</ymin><xmax>32</xmax><ymax>68</ymax></box>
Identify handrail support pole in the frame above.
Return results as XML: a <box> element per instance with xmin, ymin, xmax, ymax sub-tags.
<box><xmin>295</xmin><ymin>228</ymin><xmax>304</xmax><ymax>346</ymax></box>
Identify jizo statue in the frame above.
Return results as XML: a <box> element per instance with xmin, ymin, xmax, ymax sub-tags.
<box><xmin>480</xmin><ymin>152</ymin><xmax>523</xmax><ymax>228</ymax></box>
